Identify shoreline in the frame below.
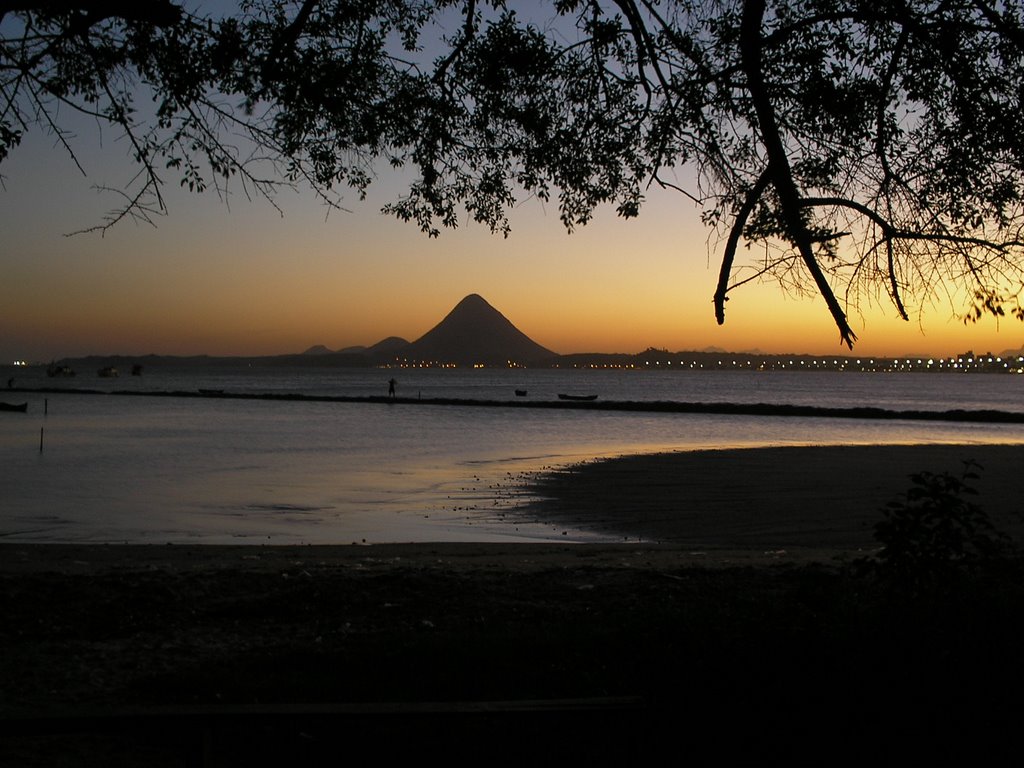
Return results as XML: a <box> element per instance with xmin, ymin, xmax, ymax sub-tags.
<box><xmin>0</xmin><ymin>541</ymin><xmax>812</xmax><ymax>577</ymax></box>
<box><xmin>3</xmin><ymin>443</ymin><xmax>1022</xmax><ymax>564</ymax></box>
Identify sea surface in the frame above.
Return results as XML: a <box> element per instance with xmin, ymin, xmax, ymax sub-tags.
<box><xmin>2</xmin><ymin>364</ymin><xmax>1022</xmax><ymax>544</ymax></box>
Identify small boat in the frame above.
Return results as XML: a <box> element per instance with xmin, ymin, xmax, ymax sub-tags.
<box><xmin>97</xmin><ymin>367</ymin><xmax>119</xmax><ymax>378</ymax></box>
<box><xmin>557</xmin><ymin>393</ymin><xmax>598</xmax><ymax>402</ymax></box>
<box><xmin>46</xmin><ymin>363</ymin><xmax>75</xmax><ymax>377</ymax></box>
<box><xmin>515</xmin><ymin>389</ymin><xmax>528</xmax><ymax>397</ymax></box>
<box><xmin>0</xmin><ymin>402</ymin><xmax>28</xmax><ymax>413</ymax></box>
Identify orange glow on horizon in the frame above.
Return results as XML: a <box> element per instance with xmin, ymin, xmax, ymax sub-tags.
<box><xmin>2</xmin><ymin>132</ymin><xmax>1022</xmax><ymax>363</ymax></box>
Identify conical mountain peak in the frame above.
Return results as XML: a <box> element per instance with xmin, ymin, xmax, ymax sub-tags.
<box><xmin>407</xmin><ymin>295</ymin><xmax>554</xmax><ymax>365</ymax></box>
<box><xmin>454</xmin><ymin>293</ymin><xmax>488</xmax><ymax>308</ymax></box>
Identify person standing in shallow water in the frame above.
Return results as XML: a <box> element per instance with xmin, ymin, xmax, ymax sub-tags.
<box><xmin>388</xmin><ymin>378</ymin><xmax>396</xmax><ymax>399</ymax></box>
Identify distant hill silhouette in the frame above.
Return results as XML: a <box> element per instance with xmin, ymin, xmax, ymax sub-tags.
<box><xmin>302</xmin><ymin>344</ymin><xmax>335</xmax><ymax>355</ymax></box>
<box><xmin>405</xmin><ymin>294</ymin><xmax>554</xmax><ymax>365</ymax></box>
<box><xmin>52</xmin><ymin>293</ymin><xmax>1021</xmax><ymax>372</ymax></box>
<box><xmin>300</xmin><ymin>338</ymin><xmax>410</xmax><ymax>361</ymax></box>
<box><xmin>365</xmin><ymin>336</ymin><xmax>411</xmax><ymax>358</ymax></box>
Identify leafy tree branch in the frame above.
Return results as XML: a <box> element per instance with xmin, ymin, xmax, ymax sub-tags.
<box><xmin>4</xmin><ymin>0</ymin><xmax>1024</xmax><ymax>344</ymax></box>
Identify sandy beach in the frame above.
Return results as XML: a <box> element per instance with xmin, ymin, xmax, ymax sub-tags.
<box><xmin>3</xmin><ymin>442</ymin><xmax>1024</xmax><ymax>762</ymax></box>
<box><xmin>521</xmin><ymin>442</ymin><xmax>1024</xmax><ymax>558</ymax></box>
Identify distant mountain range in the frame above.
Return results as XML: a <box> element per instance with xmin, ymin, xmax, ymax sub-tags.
<box><xmin>50</xmin><ymin>293</ymin><xmax>1024</xmax><ymax>371</ymax></box>
<box><xmin>303</xmin><ymin>294</ymin><xmax>555</xmax><ymax>366</ymax></box>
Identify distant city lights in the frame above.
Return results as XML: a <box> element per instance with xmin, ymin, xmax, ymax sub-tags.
<box><xmin>369</xmin><ymin>353</ymin><xmax>1024</xmax><ymax>373</ymax></box>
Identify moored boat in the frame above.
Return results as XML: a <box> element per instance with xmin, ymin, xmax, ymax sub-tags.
<box><xmin>515</xmin><ymin>389</ymin><xmax>528</xmax><ymax>397</ymax></box>
<box><xmin>97</xmin><ymin>367</ymin><xmax>119</xmax><ymax>378</ymax></box>
<box><xmin>46</xmin><ymin>363</ymin><xmax>75</xmax><ymax>377</ymax></box>
<box><xmin>557</xmin><ymin>393</ymin><xmax>598</xmax><ymax>401</ymax></box>
<box><xmin>0</xmin><ymin>402</ymin><xmax>28</xmax><ymax>412</ymax></box>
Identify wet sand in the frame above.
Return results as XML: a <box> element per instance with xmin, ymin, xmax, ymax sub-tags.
<box><xmin>6</xmin><ymin>443</ymin><xmax>1022</xmax><ymax>570</ymax></box>
<box><xmin>521</xmin><ymin>442</ymin><xmax>1024</xmax><ymax>559</ymax></box>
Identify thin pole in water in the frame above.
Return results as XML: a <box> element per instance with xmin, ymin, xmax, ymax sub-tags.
<box><xmin>39</xmin><ymin>427</ymin><xmax>44</xmax><ymax>453</ymax></box>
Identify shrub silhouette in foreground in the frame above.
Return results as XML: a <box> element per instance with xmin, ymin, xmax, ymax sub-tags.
<box><xmin>872</xmin><ymin>461</ymin><xmax>1011</xmax><ymax>590</ymax></box>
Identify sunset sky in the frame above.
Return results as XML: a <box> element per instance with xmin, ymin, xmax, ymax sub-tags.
<box><xmin>3</xmin><ymin>7</ymin><xmax>1024</xmax><ymax>363</ymax></box>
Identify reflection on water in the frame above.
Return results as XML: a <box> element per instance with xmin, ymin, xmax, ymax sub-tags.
<box><xmin>1</xmin><ymin>368</ymin><xmax>1022</xmax><ymax>544</ymax></box>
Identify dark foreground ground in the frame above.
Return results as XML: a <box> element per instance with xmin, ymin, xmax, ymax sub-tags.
<box><xmin>3</xmin><ymin>542</ymin><xmax>1024</xmax><ymax>765</ymax></box>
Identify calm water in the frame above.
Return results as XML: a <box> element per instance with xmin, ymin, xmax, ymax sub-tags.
<box><xmin>2</xmin><ymin>365</ymin><xmax>1022</xmax><ymax>544</ymax></box>
<box><xmin>8</xmin><ymin>363</ymin><xmax>1024</xmax><ymax>411</ymax></box>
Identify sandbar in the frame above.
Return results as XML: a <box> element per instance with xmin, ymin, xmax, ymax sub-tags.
<box><xmin>519</xmin><ymin>442</ymin><xmax>1024</xmax><ymax>561</ymax></box>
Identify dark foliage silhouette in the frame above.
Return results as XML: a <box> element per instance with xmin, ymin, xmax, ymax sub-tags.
<box><xmin>872</xmin><ymin>461</ymin><xmax>1012</xmax><ymax>591</ymax></box>
<box><xmin>4</xmin><ymin>1</ymin><xmax>1024</xmax><ymax>343</ymax></box>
